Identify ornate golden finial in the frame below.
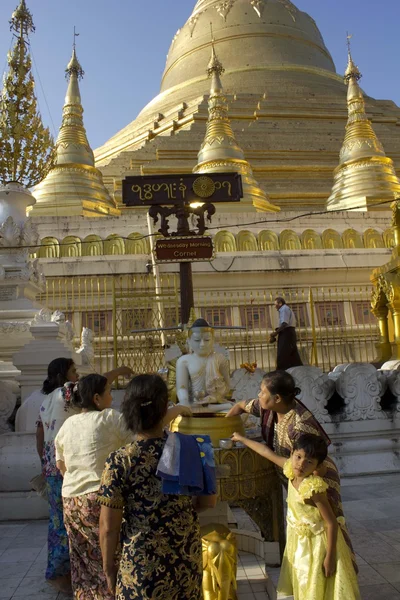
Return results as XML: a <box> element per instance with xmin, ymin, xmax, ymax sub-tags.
<box><xmin>344</xmin><ymin>33</ymin><xmax>361</xmax><ymax>81</ymax></box>
<box><xmin>0</xmin><ymin>0</ymin><xmax>54</xmax><ymax>187</ymax></box>
<box><xmin>207</xmin><ymin>23</ymin><xmax>225</xmax><ymax>78</ymax></box>
<box><xmin>192</xmin><ymin>25</ymin><xmax>279</xmax><ymax>213</ymax></box>
<box><xmin>65</xmin><ymin>27</ymin><xmax>84</xmax><ymax>80</ymax></box>
<box><xmin>10</xmin><ymin>0</ymin><xmax>34</xmax><ymax>35</ymax></box>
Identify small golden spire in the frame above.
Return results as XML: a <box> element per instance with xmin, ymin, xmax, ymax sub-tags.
<box><xmin>30</xmin><ymin>36</ymin><xmax>119</xmax><ymax>217</ymax></box>
<box><xmin>326</xmin><ymin>37</ymin><xmax>400</xmax><ymax>211</ymax></box>
<box><xmin>193</xmin><ymin>28</ymin><xmax>279</xmax><ymax>213</ymax></box>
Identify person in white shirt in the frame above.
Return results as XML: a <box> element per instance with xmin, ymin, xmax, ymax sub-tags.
<box><xmin>55</xmin><ymin>373</ymin><xmax>191</xmax><ymax>600</ymax></box>
<box><xmin>269</xmin><ymin>297</ymin><xmax>303</xmax><ymax>370</ymax></box>
<box><xmin>55</xmin><ymin>374</ymin><xmax>133</xmax><ymax>600</ymax></box>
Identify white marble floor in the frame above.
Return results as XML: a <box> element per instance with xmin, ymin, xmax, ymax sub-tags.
<box><xmin>2</xmin><ymin>473</ymin><xmax>400</xmax><ymax>599</ymax></box>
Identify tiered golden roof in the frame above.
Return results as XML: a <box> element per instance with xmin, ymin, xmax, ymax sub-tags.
<box><xmin>193</xmin><ymin>40</ymin><xmax>279</xmax><ymax>212</ymax></box>
<box><xmin>327</xmin><ymin>47</ymin><xmax>400</xmax><ymax>211</ymax></box>
<box><xmin>30</xmin><ymin>46</ymin><xmax>119</xmax><ymax>217</ymax></box>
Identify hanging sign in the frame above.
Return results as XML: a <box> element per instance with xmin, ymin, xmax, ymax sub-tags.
<box><xmin>123</xmin><ymin>173</ymin><xmax>243</xmax><ymax>206</ymax></box>
<box><xmin>154</xmin><ymin>236</ymin><xmax>214</xmax><ymax>263</ymax></box>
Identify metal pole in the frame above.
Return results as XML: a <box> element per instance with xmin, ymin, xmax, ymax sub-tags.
<box><xmin>146</xmin><ymin>213</ymin><xmax>166</xmax><ymax>347</ymax></box>
<box><xmin>180</xmin><ymin>262</ymin><xmax>194</xmax><ymax>325</ymax></box>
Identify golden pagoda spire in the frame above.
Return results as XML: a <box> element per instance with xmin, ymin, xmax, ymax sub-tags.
<box><xmin>193</xmin><ymin>28</ymin><xmax>279</xmax><ymax>213</ymax></box>
<box><xmin>327</xmin><ymin>35</ymin><xmax>400</xmax><ymax>211</ymax></box>
<box><xmin>30</xmin><ymin>35</ymin><xmax>119</xmax><ymax>217</ymax></box>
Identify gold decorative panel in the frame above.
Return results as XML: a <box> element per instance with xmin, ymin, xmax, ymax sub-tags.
<box><xmin>301</xmin><ymin>229</ymin><xmax>322</xmax><ymax>250</ymax></box>
<box><xmin>258</xmin><ymin>230</ymin><xmax>279</xmax><ymax>251</ymax></box>
<box><xmin>237</xmin><ymin>230</ymin><xmax>258</xmax><ymax>252</ymax></box>
<box><xmin>82</xmin><ymin>235</ymin><xmax>103</xmax><ymax>257</ymax></box>
<box><xmin>214</xmin><ymin>230</ymin><xmax>237</xmax><ymax>252</ymax></box>
<box><xmin>104</xmin><ymin>234</ymin><xmax>125</xmax><ymax>256</ymax></box>
<box><xmin>383</xmin><ymin>229</ymin><xmax>395</xmax><ymax>249</ymax></box>
<box><xmin>363</xmin><ymin>228</ymin><xmax>384</xmax><ymax>249</ymax></box>
<box><xmin>280</xmin><ymin>229</ymin><xmax>301</xmax><ymax>251</ymax></box>
<box><xmin>60</xmin><ymin>236</ymin><xmax>82</xmax><ymax>258</ymax></box>
<box><xmin>38</xmin><ymin>237</ymin><xmax>60</xmax><ymax>259</ymax></box>
<box><xmin>322</xmin><ymin>229</ymin><xmax>343</xmax><ymax>249</ymax></box>
<box><xmin>342</xmin><ymin>229</ymin><xmax>364</xmax><ymax>249</ymax></box>
<box><xmin>126</xmin><ymin>232</ymin><xmax>149</xmax><ymax>255</ymax></box>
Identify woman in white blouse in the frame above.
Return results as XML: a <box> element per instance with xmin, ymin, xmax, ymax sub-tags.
<box><xmin>55</xmin><ymin>374</ymin><xmax>132</xmax><ymax>600</ymax></box>
<box><xmin>55</xmin><ymin>373</ymin><xmax>190</xmax><ymax>599</ymax></box>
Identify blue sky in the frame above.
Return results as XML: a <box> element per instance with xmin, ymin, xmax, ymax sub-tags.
<box><xmin>0</xmin><ymin>0</ymin><xmax>399</xmax><ymax>150</ymax></box>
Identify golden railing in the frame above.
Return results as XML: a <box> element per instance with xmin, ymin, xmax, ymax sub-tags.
<box><xmin>38</xmin><ymin>276</ymin><xmax>379</xmax><ymax>377</ymax></box>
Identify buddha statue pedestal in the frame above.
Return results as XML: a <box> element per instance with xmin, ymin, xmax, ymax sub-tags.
<box><xmin>171</xmin><ymin>414</ymin><xmax>285</xmax><ymax>598</ymax></box>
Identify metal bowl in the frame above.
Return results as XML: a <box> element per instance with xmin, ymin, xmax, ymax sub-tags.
<box><xmin>219</xmin><ymin>438</ymin><xmax>234</xmax><ymax>450</ymax></box>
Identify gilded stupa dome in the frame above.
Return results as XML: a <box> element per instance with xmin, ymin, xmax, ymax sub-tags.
<box><xmin>161</xmin><ymin>0</ymin><xmax>336</xmax><ymax>96</ymax></box>
<box><xmin>96</xmin><ymin>0</ymin><xmax>343</xmax><ymax>163</ymax></box>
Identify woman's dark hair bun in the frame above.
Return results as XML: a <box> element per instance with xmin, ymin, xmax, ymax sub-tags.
<box><xmin>122</xmin><ymin>374</ymin><xmax>169</xmax><ymax>434</ymax></box>
<box><xmin>262</xmin><ymin>370</ymin><xmax>301</xmax><ymax>404</ymax></box>
<box><xmin>42</xmin><ymin>358</ymin><xmax>75</xmax><ymax>395</ymax></box>
<box><xmin>71</xmin><ymin>374</ymin><xmax>108</xmax><ymax>410</ymax></box>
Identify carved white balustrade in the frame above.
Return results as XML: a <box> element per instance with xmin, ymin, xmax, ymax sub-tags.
<box><xmin>231</xmin><ymin>367</ymin><xmax>265</xmax><ymax>402</ymax></box>
<box><xmin>335</xmin><ymin>363</ymin><xmax>387</xmax><ymax>420</ymax></box>
<box><xmin>382</xmin><ymin>370</ymin><xmax>400</xmax><ymax>413</ymax></box>
<box><xmin>287</xmin><ymin>366</ymin><xmax>334</xmax><ymax>423</ymax></box>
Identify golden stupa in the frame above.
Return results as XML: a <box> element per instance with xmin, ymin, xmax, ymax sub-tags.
<box><xmin>193</xmin><ymin>39</ymin><xmax>279</xmax><ymax>212</ymax></box>
<box><xmin>31</xmin><ymin>46</ymin><xmax>119</xmax><ymax>217</ymax></box>
<box><xmin>327</xmin><ymin>46</ymin><xmax>400</xmax><ymax>212</ymax></box>
<box><xmin>94</xmin><ymin>0</ymin><xmax>400</xmax><ymax>213</ymax></box>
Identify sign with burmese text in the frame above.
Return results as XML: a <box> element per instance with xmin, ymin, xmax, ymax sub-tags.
<box><xmin>122</xmin><ymin>173</ymin><xmax>243</xmax><ymax>206</ymax></box>
<box><xmin>155</xmin><ymin>237</ymin><xmax>214</xmax><ymax>263</ymax></box>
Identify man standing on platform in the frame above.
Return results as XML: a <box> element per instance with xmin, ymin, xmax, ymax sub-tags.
<box><xmin>269</xmin><ymin>297</ymin><xmax>303</xmax><ymax>370</ymax></box>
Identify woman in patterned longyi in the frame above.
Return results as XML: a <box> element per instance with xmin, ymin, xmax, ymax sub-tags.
<box><xmin>226</xmin><ymin>370</ymin><xmax>358</xmax><ymax>574</ymax></box>
<box><xmin>98</xmin><ymin>374</ymin><xmax>217</xmax><ymax>600</ymax></box>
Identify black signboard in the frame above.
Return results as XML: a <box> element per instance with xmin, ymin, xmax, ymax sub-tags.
<box><xmin>155</xmin><ymin>236</ymin><xmax>214</xmax><ymax>263</ymax></box>
<box><xmin>122</xmin><ymin>173</ymin><xmax>243</xmax><ymax>206</ymax></box>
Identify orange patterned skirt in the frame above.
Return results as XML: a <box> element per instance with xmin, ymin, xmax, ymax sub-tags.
<box><xmin>63</xmin><ymin>493</ymin><xmax>114</xmax><ymax>600</ymax></box>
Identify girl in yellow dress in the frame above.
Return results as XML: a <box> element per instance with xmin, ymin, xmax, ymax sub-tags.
<box><xmin>231</xmin><ymin>432</ymin><xmax>360</xmax><ymax>600</ymax></box>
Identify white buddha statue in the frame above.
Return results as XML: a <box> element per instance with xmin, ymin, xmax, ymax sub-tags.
<box><xmin>176</xmin><ymin>319</ymin><xmax>232</xmax><ymax>412</ymax></box>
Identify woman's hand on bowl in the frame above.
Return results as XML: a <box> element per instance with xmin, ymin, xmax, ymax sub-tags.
<box><xmin>231</xmin><ymin>432</ymin><xmax>244</xmax><ymax>443</ymax></box>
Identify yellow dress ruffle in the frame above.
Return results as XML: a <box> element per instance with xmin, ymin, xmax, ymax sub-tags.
<box><xmin>278</xmin><ymin>461</ymin><xmax>360</xmax><ymax>600</ymax></box>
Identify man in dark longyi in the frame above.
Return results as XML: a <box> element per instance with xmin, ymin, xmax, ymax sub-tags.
<box><xmin>269</xmin><ymin>297</ymin><xmax>303</xmax><ymax>370</ymax></box>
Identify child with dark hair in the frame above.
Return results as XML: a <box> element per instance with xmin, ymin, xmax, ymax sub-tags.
<box><xmin>231</xmin><ymin>432</ymin><xmax>360</xmax><ymax>600</ymax></box>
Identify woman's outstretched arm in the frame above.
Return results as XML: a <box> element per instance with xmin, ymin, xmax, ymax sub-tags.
<box><xmin>225</xmin><ymin>400</ymin><xmax>247</xmax><ymax>417</ymax></box>
<box><xmin>103</xmin><ymin>366</ymin><xmax>134</xmax><ymax>386</ymax></box>
<box><xmin>231</xmin><ymin>432</ymin><xmax>286</xmax><ymax>468</ymax></box>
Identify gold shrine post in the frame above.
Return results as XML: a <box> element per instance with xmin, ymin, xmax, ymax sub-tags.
<box><xmin>122</xmin><ymin>173</ymin><xmax>243</xmax><ymax>324</ymax></box>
